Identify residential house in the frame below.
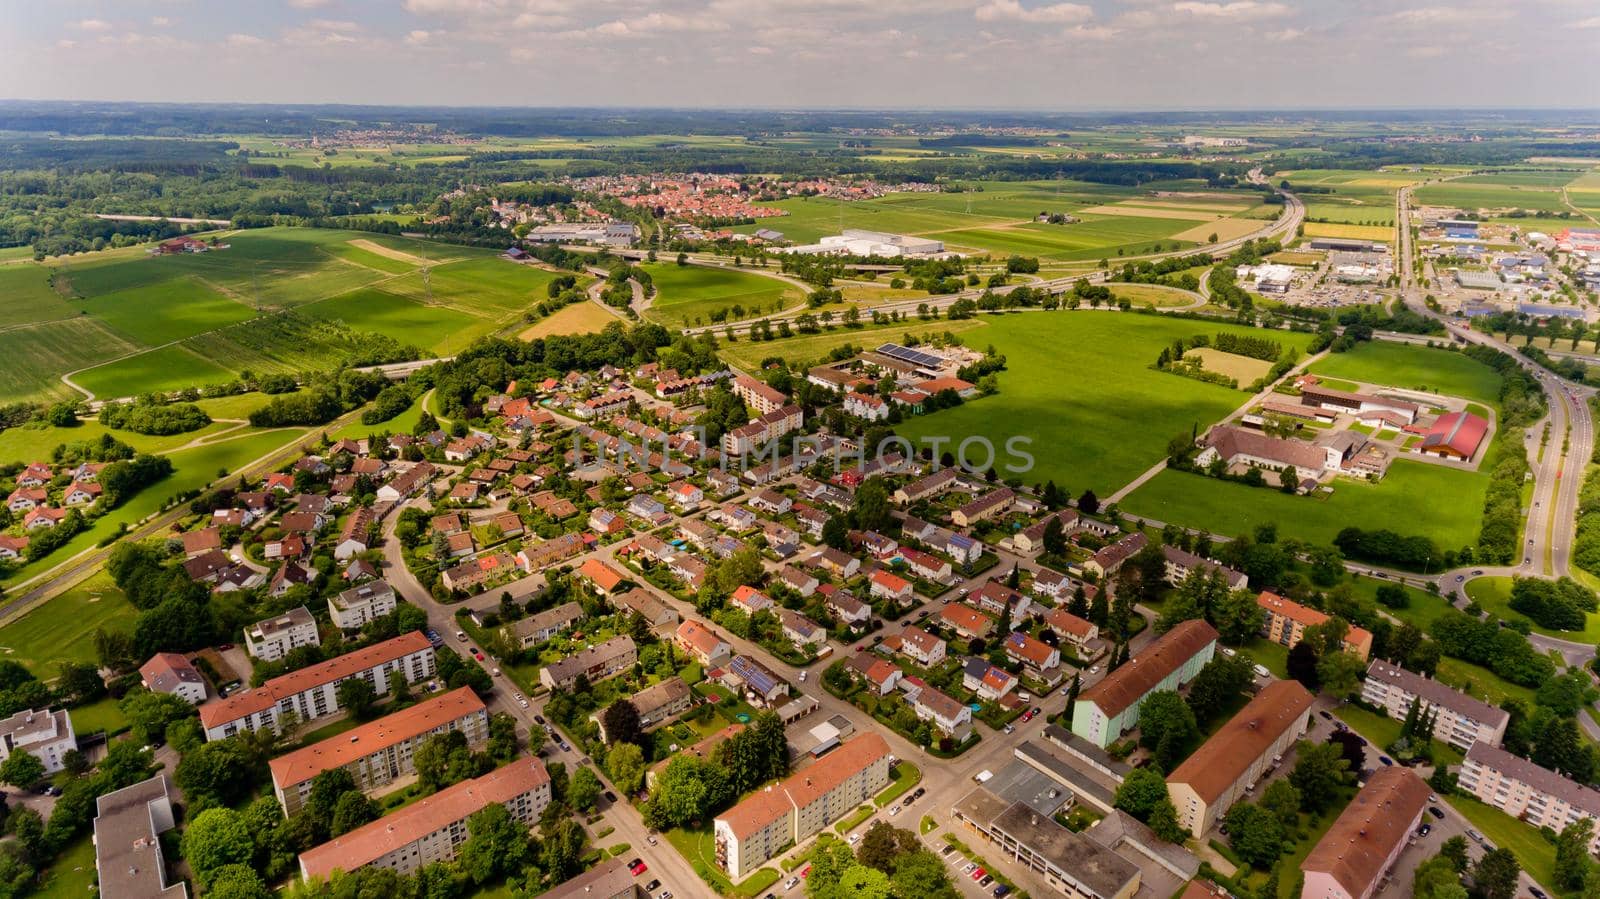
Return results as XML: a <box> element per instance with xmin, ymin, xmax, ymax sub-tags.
<box><xmin>913</xmin><ymin>686</ymin><xmax>974</xmax><ymax>743</ymax></box>
<box><xmin>538</xmin><ymin>636</ymin><xmax>638</xmax><ymax>691</ymax></box>
<box><xmin>1082</xmin><ymin>532</ymin><xmax>1149</xmax><ymax>579</ymax></box>
<box><xmin>1258</xmin><ymin>591</ymin><xmax>1373</xmax><ymax>660</ymax></box>
<box><xmin>676</xmin><ymin>620</ymin><xmax>733</xmax><ymax>667</ymax></box>
<box><xmin>244</xmin><ymin>606</ymin><xmax>320</xmax><ymax>661</ymax></box>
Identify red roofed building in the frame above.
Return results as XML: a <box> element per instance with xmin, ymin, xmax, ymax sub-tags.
<box><xmin>577</xmin><ymin>558</ymin><xmax>628</xmax><ymax>596</ymax></box>
<box><xmin>1300</xmin><ymin>766</ymin><xmax>1430</xmax><ymax>899</ymax></box>
<box><xmin>1258</xmin><ymin>591</ymin><xmax>1372</xmax><ymax>660</ymax></box>
<box><xmin>1416</xmin><ymin>411</ymin><xmax>1489</xmax><ymax>461</ymax></box>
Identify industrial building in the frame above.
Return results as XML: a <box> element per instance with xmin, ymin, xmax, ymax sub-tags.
<box><xmin>777</xmin><ymin>229</ymin><xmax>944</xmax><ymax>258</ymax></box>
<box><xmin>1415</xmin><ymin>411</ymin><xmax>1489</xmax><ymax>462</ymax></box>
<box><xmin>524</xmin><ymin>222</ymin><xmax>639</xmax><ymax>246</ymax></box>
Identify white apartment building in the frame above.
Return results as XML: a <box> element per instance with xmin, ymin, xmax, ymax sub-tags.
<box><xmin>1459</xmin><ymin>741</ymin><xmax>1600</xmax><ymax>852</ymax></box>
<box><xmin>1360</xmin><ymin>660</ymin><xmax>1510</xmax><ymax>752</ymax></box>
<box><xmin>298</xmin><ymin>759</ymin><xmax>552</xmax><ymax>881</ymax></box>
<box><xmin>198</xmin><ymin>632</ymin><xmax>436</xmax><ymax>741</ymax></box>
<box><xmin>244</xmin><ymin>606</ymin><xmax>321</xmax><ymax>661</ymax></box>
<box><xmin>329</xmin><ymin>580</ymin><xmax>398</xmax><ymax>630</ymax></box>
<box><xmin>0</xmin><ymin>707</ymin><xmax>77</xmax><ymax>774</ymax></box>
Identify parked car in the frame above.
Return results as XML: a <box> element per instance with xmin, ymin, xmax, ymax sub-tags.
<box><xmin>1429</xmin><ymin>807</ymin><xmax>1445</xmax><ymax>819</ymax></box>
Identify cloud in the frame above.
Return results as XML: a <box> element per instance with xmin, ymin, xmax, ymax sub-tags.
<box><xmin>405</xmin><ymin>29</ymin><xmax>433</xmax><ymax>44</ymax></box>
<box><xmin>1063</xmin><ymin>24</ymin><xmax>1119</xmax><ymax>39</ymax></box>
<box><xmin>1170</xmin><ymin>2</ymin><xmax>1289</xmax><ymax>19</ymax></box>
<box><xmin>748</xmin><ymin>45</ymin><xmax>773</xmax><ymax>54</ymax></box>
<box><xmin>593</xmin><ymin>12</ymin><xmax>730</xmax><ymax>35</ymax></box>
<box><xmin>1264</xmin><ymin>26</ymin><xmax>1305</xmax><ymax>40</ymax></box>
<box><xmin>288</xmin><ymin>0</ymin><xmax>332</xmax><ymax>8</ymax></box>
<box><xmin>1571</xmin><ymin>15</ymin><xmax>1600</xmax><ymax>27</ymax></box>
<box><xmin>1382</xmin><ymin>6</ymin><xmax>1509</xmax><ymax>26</ymax></box>
<box><xmin>975</xmin><ymin>0</ymin><xmax>1094</xmax><ymax>24</ymax></box>
<box><xmin>283</xmin><ymin>19</ymin><xmax>363</xmax><ymax>46</ymax></box>
<box><xmin>151</xmin><ymin>16</ymin><xmax>170</xmax><ymax>27</ymax></box>
<box><xmin>226</xmin><ymin>33</ymin><xmax>269</xmax><ymax>47</ymax></box>
<box><xmin>74</xmin><ymin>18</ymin><xmax>113</xmax><ymax>31</ymax></box>
<box><xmin>1406</xmin><ymin>44</ymin><xmax>1446</xmax><ymax>58</ymax></box>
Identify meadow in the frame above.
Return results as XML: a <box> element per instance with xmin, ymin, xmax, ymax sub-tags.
<box><xmin>1307</xmin><ymin>341</ymin><xmax>1503</xmax><ymax>406</ymax></box>
<box><xmin>893</xmin><ymin>312</ymin><xmax>1316</xmax><ymax>493</ymax></box>
<box><xmin>1123</xmin><ymin>460</ymin><xmax>1488</xmax><ymax>549</ymax></box>
<box><xmin>717</xmin><ymin>318</ymin><xmax>989</xmax><ymax>371</ymax></box>
<box><xmin>520</xmin><ymin>302</ymin><xmax>620</xmax><ymax>338</ymax></box>
<box><xmin>1412</xmin><ymin>182</ymin><xmax>1570</xmax><ymax>214</ymax></box>
<box><xmin>0</xmin><ymin>571</ymin><xmax>135</xmax><ymax>676</ymax></box>
<box><xmin>642</xmin><ymin>263</ymin><xmax>805</xmax><ymax>329</ymax></box>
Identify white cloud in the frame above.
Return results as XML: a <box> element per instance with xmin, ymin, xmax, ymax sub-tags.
<box><xmin>1570</xmin><ymin>15</ymin><xmax>1600</xmax><ymax>27</ymax></box>
<box><xmin>283</xmin><ymin>19</ymin><xmax>363</xmax><ymax>46</ymax></box>
<box><xmin>1264</xmin><ymin>26</ymin><xmax>1305</xmax><ymax>40</ymax></box>
<box><xmin>226</xmin><ymin>33</ymin><xmax>269</xmax><ymax>47</ymax></box>
<box><xmin>1063</xmin><ymin>24</ymin><xmax>1119</xmax><ymax>39</ymax></box>
<box><xmin>74</xmin><ymin>18</ymin><xmax>113</xmax><ymax>31</ymax></box>
<box><xmin>55</xmin><ymin>39</ymin><xmax>77</xmax><ymax>49</ymax></box>
<box><xmin>1383</xmin><ymin>6</ymin><xmax>1509</xmax><ymax>26</ymax></box>
<box><xmin>151</xmin><ymin>16</ymin><xmax>170</xmax><ymax>27</ymax></box>
<box><xmin>748</xmin><ymin>45</ymin><xmax>773</xmax><ymax>54</ymax></box>
<box><xmin>975</xmin><ymin>0</ymin><xmax>1094</xmax><ymax>25</ymax></box>
<box><xmin>1406</xmin><ymin>44</ymin><xmax>1446</xmax><ymax>58</ymax></box>
<box><xmin>288</xmin><ymin>0</ymin><xmax>332</xmax><ymax>8</ymax></box>
<box><xmin>593</xmin><ymin>12</ymin><xmax>730</xmax><ymax>36</ymax></box>
<box><xmin>405</xmin><ymin>29</ymin><xmax>433</xmax><ymax>44</ymax></box>
<box><xmin>1170</xmin><ymin>2</ymin><xmax>1289</xmax><ymax>19</ymax></box>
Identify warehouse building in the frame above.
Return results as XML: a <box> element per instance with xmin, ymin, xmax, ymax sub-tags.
<box><xmin>777</xmin><ymin>229</ymin><xmax>944</xmax><ymax>258</ymax></box>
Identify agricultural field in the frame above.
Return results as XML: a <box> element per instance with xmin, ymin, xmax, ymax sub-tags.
<box><xmin>718</xmin><ymin>318</ymin><xmax>988</xmax><ymax>371</ymax></box>
<box><xmin>9</xmin><ymin>228</ymin><xmax>561</xmax><ymax>402</ymax></box>
<box><xmin>893</xmin><ymin>312</ymin><xmax>1317</xmax><ymax>493</ymax></box>
<box><xmin>1109</xmin><ymin>284</ymin><xmax>1200</xmax><ymax>308</ymax></box>
<box><xmin>734</xmin><ymin>182</ymin><xmax>1273</xmax><ymax>261</ymax></box>
<box><xmin>642</xmin><ymin>263</ymin><xmax>805</xmax><ymax>329</ymax></box>
<box><xmin>1412</xmin><ymin>181</ymin><xmax>1571</xmax><ymax>215</ymax></box>
<box><xmin>1186</xmin><ymin>347</ymin><xmax>1272</xmax><ymax>382</ymax></box>
<box><xmin>1280</xmin><ymin>168</ymin><xmax>1419</xmax><ymax>228</ymax></box>
<box><xmin>1308</xmin><ymin>341</ymin><xmax>1503</xmax><ymax>407</ymax></box>
<box><xmin>1124</xmin><ymin>459</ymin><xmax>1488</xmax><ymax>549</ymax></box>
<box><xmin>520</xmin><ymin>301</ymin><xmax>621</xmax><ymax>338</ymax></box>
<box><xmin>1301</xmin><ymin>222</ymin><xmax>1396</xmax><ymax>242</ymax></box>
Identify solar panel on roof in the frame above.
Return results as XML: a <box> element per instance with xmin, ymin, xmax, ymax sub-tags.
<box><xmin>875</xmin><ymin>343</ymin><xmax>943</xmax><ymax>368</ymax></box>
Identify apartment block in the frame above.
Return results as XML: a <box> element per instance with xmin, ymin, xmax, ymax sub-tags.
<box><xmin>1073</xmin><ymin>619</ymin><xmax>1217</xmax><ymax>748</ymax></box>
<box><xmin>1458</xmin><ymin>741</ymin><xmax>1600</xmax><ymax>852</ymax></box>
<box><xmin>94</xmin><ymin>775</ymin><xmax>186</xmax><ymax>899</ymax></box>
<box><xmin>270</xmin><ymin>686</ymin><xmax>488</xmax><ymax>816</ymax></box>
<box><xmin>198</xmin><ymin>632</ymin><xmax>436</xmax><ymax>741</ymax></box>
<box><xmin>1167</xmin><ymin>680</ymin><xmax>1314</xmax><ymax>837</ymax></box>
<box><xmin>244</xmin><ymin>605</ymin><xmax>320</xmax><ymax>661</ymax></box>
<box><xmin>0</xmin><ymin>707</ymin><xmax>77</xmax><ymax>773</ymax></box>
<box><xmin>329</xmin><ymin>580</ymin><xmax>398</xmax><ymax>630</ymax></box>
<box><xmin>298</xmin><ymin>758</ymin><xmax>552</xmax><ymax>881</ymax></box>
<box><xmin>1301</xmin><ymin>767</ymin><xmax>1430</xmax><ymax>899</ymax></box>
<box><xmin>539</xmin><ymin>636</ymin><xmax>637</xmax><ymax>690</ymax></box>
<box><xmin>1360</xmin><ymin>660</ymin><xmax>1509</xmax><ymax>752</ymax></box>
<box><xmin>714</xmin><ymin>733</ymin><xmax>891</xmax><ymax>879</ymax></box>
<box><xmin>1257</xmin><ymin>591</ymin><xmax>1372</xmax><ymax>660</ymax></box>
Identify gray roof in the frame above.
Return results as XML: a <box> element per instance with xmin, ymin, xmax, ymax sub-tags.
<box><xmin>542</xmin><ymin>857</ymin><xmax>638</xmax><ymax>898</ymax></box>
<box><xmin>1365</xmin><ymin>661</ymin><xmax>1509</xmax><ymax>731</ymax></box>
<box><xmin>982</xmin><ymin>759</ymin><xmax>1076</xmax><ymax>818</ymax></box>
<box><xmin>1086</xmin><ymin>810</ymin><xmax>1201</xmax><ymax>881</ymax></box>
<box><xmin>987</xmin><ymin>797</ymin><xmax>1140</xmax><ymax>899</ymax></box>
<box><xmin>94</xmin><ymin>775</ymin><xmax>186</xmax><ymax>899</ymax></box>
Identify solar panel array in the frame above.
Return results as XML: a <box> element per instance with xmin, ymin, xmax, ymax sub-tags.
<box><xmin>875</xmin><ymin>343</ymin><xmax>944</xmax><ymax>368</ymax></box>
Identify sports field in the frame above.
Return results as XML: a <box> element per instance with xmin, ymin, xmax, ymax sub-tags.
<box><xmin>642</xmin><ymin>263</ymin><xmax>805</xmax><ymax>329</ymax></box>
<box><xmin>1124</xmin><ymin>459</ymin><xmax>1487</xmax><ymax>548</ymax></box>
<box><xmin>1308</xmin><ymin>341</ymin><xmax>1502</xmax><ymax>406</ymax></box>
<box><xmin>893</xmin><ymin>313</ymin><xmax>1317</xmax><ymax>493</ymax></box>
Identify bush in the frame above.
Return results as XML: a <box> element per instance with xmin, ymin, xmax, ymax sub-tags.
<box><xmin>98</xmin><ymin>400</ymin><xmax>211</xmax><ymax>435</ymax></box>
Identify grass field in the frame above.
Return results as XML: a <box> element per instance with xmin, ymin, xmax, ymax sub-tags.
<box><xmin>520</xmin><ymin>302</ymin><xmax>620</xmax><ymax>338</ymax></box>
<box><xmin>1446</xmin><ymin>794</ymin><xmax>1558</xmax><ymax>892</ymax></box>
<box><xmin>1413</xmin><ymin>183</ymin><xmax>1570</xmax><ymax>215</ymax></box>
<box><xmin>642</xmin><ymin>263</ymin><xmax>805</xmax><ymax>329</ymax></box>
<box><xmin>1113</xmin><ymin>284</ymin><xmax>1199</xmax><ymax>308</ymax></box>
<box><xmin>76</xmin><ymin>276</ymin><xmax>256</xmax><ymax>345</ymax></box>
<box><xmin>0</xmin><ymin>418</ymin><xmax>233</xmax><ymax>466</ymax></box>
<box><xmin>0</xmin><ymin>317</ymin><xmax>142</xmax><ymax>403</ymax></box>
<box><xmin>718</xmin><ymin>318</ymin><xmax>989</xmax><ymax>371</ymax></box>
<box><xmin>1308</xmin><ymin>341</ymin><xmax>1503</xmax><ymax>406</ymax></box>
<box><xmin>71</xmin><ymin>342</ymin><xmax>235</xmax><ymax>400</ymax></box>
<box><xmin>0</xmin><ymin>571</ymin><xmax>135</xmax><ymax>676</ymax></box>
<box><xmin>1125</xmin><ymin>459</ymin><xmax>1487</xmax><ymax>548</ymax></box>
<box><xmin>0</xmin><ymin>266</ymin><xmax>76</xmax><ymax>324</ymax></box>
<box><xmin>1466</xmin><ymin>576</ymin><xmax>1600</xmax><ymax>642</ymax></box>
<box><xmin>33</xmin><ymin>834</ymin><xmax>97</xmax><ymax>897</ymax></box>
<box><xmin>302</xmin><ymin>287</ymin><xmax>482</xmax><ymax>351</ymax></box>
<box><xmin>894</xmin><ymin>312</ymin><xmax>1316</xmax><ymax>493</ymax></box>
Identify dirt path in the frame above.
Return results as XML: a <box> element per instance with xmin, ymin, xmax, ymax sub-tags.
<box><xmin>347</xmin><ymin>238</ymin><xmax>432</xmax><ymax>267</ymax></box>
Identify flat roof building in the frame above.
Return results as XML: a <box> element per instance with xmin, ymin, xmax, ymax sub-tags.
<box><xmin>93</xmin><ymin>775</ymin><xmax>186</xmax><ymax>899</ymax></box>
<box><xmin>1360</xmin><ymin>660</ymin><xmax>1508</xmax><ymax>752</ymax></box>
<box><xmin>244</xmin><ymin>605</ymin><xmax>320</xmax><ymax>661</ymax></box>
<box><xmin>953</xmin><ymin>786</ymin><xmax>1140</xmax><ymax>899</ymax></box>
<box><xmin>1167</xmin><ymin>680</ymin><xmax>1314</xmax><ymax>837</ymax></box>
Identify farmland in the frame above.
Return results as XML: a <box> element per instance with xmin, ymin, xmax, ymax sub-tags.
<box><xmin>520</xmin><ymin>301</ymin><xmax>622</xmax><ymax>338</ymax></box>
<box><xmin>893</xmin><ymin>312</ymin><xmax>1317</xmax><ymax>493</ymax></box>
<box><xmin>2</xmin><ymin>228</ymin><xmax>569</xmax><ymax>402</ymax></box>
<box><xmin>718</xmin><ymin>318</ymin><xmax>989</xmax><ymax>371</ymax></box>
<box><xmin>642</xmin><ymin>263</ymin><xmax>806</xmax><ymax>329</ymax></box>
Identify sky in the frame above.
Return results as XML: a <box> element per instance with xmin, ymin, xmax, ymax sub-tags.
<box><xmin>3</xmin><ymin>0</ymin><xmax>1599</xmax><ymax>111</ymax></box>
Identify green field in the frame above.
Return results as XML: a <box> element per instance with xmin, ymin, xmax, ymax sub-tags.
<box><xmin>1413</xmin><ymin>182</ymin><xmax>1569</xmax><ymax>214</ymax></box>
<box><xmin>1466</xmin><ymin>576</ymin><xmax>1600</xmax><ymax>642</ymax></box>
<box><xmin>894</xmin><ymin>313</ymin><xmax>1316</xmax><ymax>494</ymax></box>
<box><xmin>1309</xmin><ymin>341</ymin><xmax>1503</xmax><ymax>406</ymax></box>
<box><xmin>1125</xmin><ymin>459</ymin><xmax>1487</xmax><ymax>549</ymax></box>
<box><xmin>0</xmin><ymin>265</ymin><xmax>76</xmax><ymax>324</ymax></box>
<box><xmin>302</xmin><ymin>287</ymin><xmax>483</xmax><ymax>351</ymax></box>
<box><xmin>0</xmin><ymin>418</ymin><xmax>234</xmax><ymax>466</ymax></box>
<box><xmin>0</xmin><ymin>318</ymin><xmax>142</xmax><ymax>403</ymax></box>
<box><xmin>643</xmin><ymin>263</ymin><xmax>805</xmax><ymax>329</ymax></box>
<box><xmin>0</xmin><ymin>571</ymin><xmax>136</xmax><ymax>676</ymax></box>
<box><xmin>71</xmin><ymin>342</ymin><xmax>236</xmax><ymax>399</ymax></box>
<box><xmin>76</xmin><ymin>276</ymin><xmax>256</xmax><ymax>345</ymax></box>
<box><xmin>719</xmin><ymin>318</ymin><xmax>989</xmax><ymax>371</ymax></box>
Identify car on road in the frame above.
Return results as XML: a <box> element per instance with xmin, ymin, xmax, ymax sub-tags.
<box><xmin>604</xmin><ymin>790</ymin><xmax>616</xmax><ymax>802</ymax></box>
<box><xmin>1468</xmin><ymin>829</ymin><xmax>1484</xmax><ymax>843</ymax></box>
<box><xmin>849</xmin><ymin>832</ymin><xmax>862</xmax><ymax>845</ymax></box>
<box><xmin>534</xmin><ymin>714</ymin><xmax>546</xmax><ymax>724</ymax></box>
<box><xmin>799</xmin><ymin>671</ymin><xmax>807</xmax><ymax>682</ymax></box>
<box><xmin>1022</xmin><ymin>708</ymin><xmax>1038</xmax><ymax>722</ymax></box>
<box><xmin>1429</xmin><ymin>807</ymin><xmax>1445</xmax><ymax>819</ymax></box>
<box><xmin>645</xmin><ymin>881</ymin><xmax>660</xmax><ymax>892</ymax></box>
<box><xmin>1379</xmin><ymin>756</ymin><xmax>1393</xmax><ymax>766</ymax></box>
<box><xmin>786</xmin><ymin>877</ymin><xmax>800</xmax><ymax>890</ymax></box>
<box><xmin>1472</xmin><ymin>569</ymin><xmax>1483</xmax><ymax>575</ymax></box>
<box><xmin>647</xmin><ymin>834</ymin><xmax>658</xmax><ymax>845</ymax></box>
<box><xmin>1318</xmin><ymin>710</ymin><xmax>1331</xmax><ymax>720</ymax></box>
<box><xmin>1531</xmin><ymin>887</ymin><xmax>1549</xmax><ymax>899</ymax></box>
<box><xmin>1089</xmin><ymin>666</ymin><xmax>1100</xmax><ymax>674</ymax></box>
<box><xmin>994</xmin><ymin>887</ymin><xmax>1011</xmax><ymax>897</ymax></box>
<box><xmin>1002</xmin><ymin>724</ymin><xmax>1014</xmax><ymax>734</ymax></box>
<box><xmin>492</xmin><ymin>667</ymin><xmax>501</xmax><ymax>677</ymax></box>
<box><xmin>888</xmin><ymin>804</ymin><xmax>902</xmax><ymax>816</ymax></box>
<box><xmin>1220</xmin><ymin>647</ymin><xmax>1236</xmax><ymax>657</ymax></box>
<box><xmin>1455</xmin><ymin>575</ymin><xmax>1464</xmax><ymax>582</ymax></box>
<box><xmin>1253</xmin><ymin>664</ymin><xmax>1271</xmax><ymax>678</ymax></box>
<box><xmin>456</xmin><ymin>631</ymin><xmax>467</xmax><ymax>642</ymax></box>
<box><xmin>628</xmin><ymin>859</ymin><xmax>647</xmax><ymax>876</ymax></box>
<box><xmin>1418</xmin><ymin>824</ymin><xmax>1431</xmax><ymax>837</ymax></box>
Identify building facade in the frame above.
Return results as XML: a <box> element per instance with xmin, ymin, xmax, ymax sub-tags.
<box><xmin>244</xmin><ymin>605</ymin><xmax>321</xmax><ymax>661</ymax></box>
<box><xmin>1072</xmin><ymin>620</ymin><xmax>1216</xmax><ymax>748</ymax></box>
<box><xmin>1166</xmin><ymin>680</ymin><xmax>1314</xmax><ymax>837</ymax></box>
<box><xmin>1300</xmin><ymin>767</ymin><xmax>1430</xmax><ymax>899</ymax></box>
<box><xmin>1458</xmin><ymin>741</ymin><xmax>1600</xmax><ymax>851</ymax></box>
<box><xmin>1360</xmin><ymin>661</ymin><xmax>1509</xmax><ymax>752</ymax></box>
<box><xmin>329</xmin><ymin>580</ymin><xmax>398</xmax><ymax>630</ymax></box>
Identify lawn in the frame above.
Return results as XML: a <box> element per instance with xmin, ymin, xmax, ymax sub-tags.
<box><xmin>69</xmin><ymin>695</ymin><xmax>130</xmax><ymax>736</ymax></box>
<box><xmin>0</xmin><ymin>317</ymin><xmax>143</xmax><ymax>403</ymax></box>
<box><xmin>1125</xmin><ymin>460</ymin><xmax>1487</xmax><ymax>550</ymax></box>
<box><xmin>71</xmin><ymin>342</ymin><xmax>237</xmax><ymax>400</ymax></box>
<box><xmin>33</xmin><ymin>833</ymin><xmax>98</xmax><ymax>897</ymax></box>
<box><xmin>1309</xmin><ymin>342</ymin><xmax>1503</xmax><ymax>407</ymax></box>
<box><xmin>895</xmin><ymin>312</ymin><xmax>1316</xmax><ymax>494</ymax></box>
<box><xmin>642</xmin><ymin>263</ymin><xmax>805</xmax><ymax>329</ymax></box>
<box><xmin>1433</xmin><ymin>656</ymin><xmax>1536</xmax><ymax>708</ymax></box>
<box><xmin>1334</xmin><ymin>704</ymin><xmax>1462</xmax><ymax>767</ymax></box>
<box><xmin>1445</xmin><ymin>793</ymin><xmax>1558</xmax><ymax>893</ymax></box>
<box><xmin>0</xmin><ymin>418</ymin><xmax>231</xmax><ymax>466</ymax></box>
<box><xmin>873</xmin><ymin>761</ymin><xmax>922</xmax><ymax>808</ymax></box>
<box><xmin>1466</xmin><ymin>576</ymin><xmax>1600</xmax><ymax>642</ymax></box>
<box><xmin>302</xmin><ymin>286</ymin><xmax>485</xmax><ymax>353</ymax></box>
<box><xmin>0</xmin><ymin>570</ymin><xmax>136</xmax><ymax>675</ymax></box>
